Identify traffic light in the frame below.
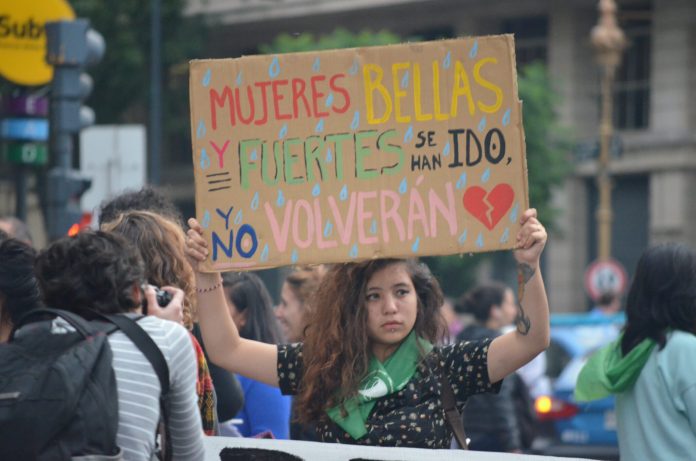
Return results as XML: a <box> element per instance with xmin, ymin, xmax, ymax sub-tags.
<box><xmin>43</xmin><ymin>19</ymin><xmax>104</xmax><ymax>239</ymax></box>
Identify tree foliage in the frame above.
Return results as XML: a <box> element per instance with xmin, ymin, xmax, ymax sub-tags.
<box><xmin>259</xmin><ymin>28</ymin><xmax>403</xmax><ymax>54</ymax></box>
<box><xmin>72</xmin><ymin>0</ymin><xmax>207</xmax><ymax>129</ymax></box>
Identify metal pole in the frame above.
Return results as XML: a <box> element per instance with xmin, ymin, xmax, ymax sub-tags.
<box><xmin>596</xmin><ymin>67</ymin><xmax>614</xmax><ymax>261</ymax></box>
<box><xmin>149</xmin><ymin>0</ymin><xmax>162</xmax><ymax>185</ymax></box>
<box><xmin>15</xmin><ymin>167</ymin><xmax>27</xmax><ymax>220</ymax></box>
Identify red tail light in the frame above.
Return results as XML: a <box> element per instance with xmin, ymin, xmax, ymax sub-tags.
<box><xmin>535</xmin><ymin>396</ymin><xmax>579</xmax><ymax>421</ymax></box>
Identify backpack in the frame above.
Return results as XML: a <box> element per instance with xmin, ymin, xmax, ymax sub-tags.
<box><xmin>0</xmin><ymin>308</ymin><xmax>172</xmax><ymax>461</ymax></box>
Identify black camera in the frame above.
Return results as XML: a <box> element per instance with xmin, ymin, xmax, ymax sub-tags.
<box><xmin>155</xmin><ymin>288</ymin><xmax>173</xmax><ymax>307</ymax></box>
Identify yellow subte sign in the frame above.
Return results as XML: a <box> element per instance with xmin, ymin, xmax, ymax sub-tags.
<box><xmin>0</xmin><ymin>0</ymin><xmax>75</xmax><ymax>86</ymax></box>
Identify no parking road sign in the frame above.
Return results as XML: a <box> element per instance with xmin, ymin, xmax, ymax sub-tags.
<box><xmin>584</xmin><ymin>258</ymin><xmax>628</xmax><ymax>301</ymax></box>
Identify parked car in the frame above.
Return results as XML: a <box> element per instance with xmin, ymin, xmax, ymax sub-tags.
<box><xmin>531</xmin><ymin>313</ymin><xmax>624</xmax><ymax>460</ymax></box>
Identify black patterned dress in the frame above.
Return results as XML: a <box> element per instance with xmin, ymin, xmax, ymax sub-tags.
<box><xmin>277</xmin><ymin>338</ymin><xmax>500</xmax><ymax>448</ymax></box>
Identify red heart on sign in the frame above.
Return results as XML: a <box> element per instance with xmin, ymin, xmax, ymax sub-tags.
<box><xmin>463</xmin><ymin>184</ymin><xmax>515</xmax><ymax>230</ymax></box>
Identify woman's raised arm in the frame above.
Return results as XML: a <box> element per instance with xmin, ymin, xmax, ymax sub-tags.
<box><xmin>185</xmin><ymin>218</ymin><xmax>280</xmax><ymax>387</ymax></box>
<box><xmin>487</xmin><ymin>208</ymin><xmax>550</xmax><ymax>384</ymax></box>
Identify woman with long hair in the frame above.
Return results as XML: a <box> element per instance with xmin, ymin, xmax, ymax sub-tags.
<box><xmin>103</xmin><ymin>210</ymin><xmax>219</xmax><ymax>435</ymax></box>
<box><xmin>275</xmin><ymin>265</ymin><xmax>326</xmax><ymax>343</ymax></box>
<box><xmin>222</xmin><ymin>272</ymin><xmax>291</xmax><ymax>438</ymax></box>
<box><xmin>186</xmin><ymin>208</ymin><xmax>549</xmax><ymax>448</ymax></box>
<box><xmin>576</xmin><ymin>243</ymin><xmax>696</xmax><ymax>460</ymax></box>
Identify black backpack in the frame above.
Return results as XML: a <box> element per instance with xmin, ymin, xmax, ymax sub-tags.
<box><xmin>0</xmin><ymin>308</ymin><xmax>172</xmax><ymax>461</ymax></box>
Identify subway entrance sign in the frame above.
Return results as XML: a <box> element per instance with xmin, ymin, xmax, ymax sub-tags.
<box><xmin>1</xmin><ymin>142</ymin><xmax>48</xmax><ymax>166</ymax></box>
<box><xmin>0</xmin><ymin>0</ymin><xmax>75</xmax><ymax>86</ymax></box>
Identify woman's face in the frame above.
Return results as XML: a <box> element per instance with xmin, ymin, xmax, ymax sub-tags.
<box><xmin>499</xmin><ymin>288</ymin><xmax>518</xmax><ymax>327</ymax></box>
<box><xmin>275</xmin><ymin>282</ymin><xmax>305</xmax><ymax>342</ymax></box>
<box><xmin>365</xmin><ymin>262</ymin><xmax>418</xmax><ymax>362</ymax></box>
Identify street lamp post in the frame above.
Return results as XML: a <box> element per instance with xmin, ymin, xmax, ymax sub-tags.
<box><xmin>591</xmin><ymin>0</ymin><xmax>626</xmax><ymax>261</ymax></box>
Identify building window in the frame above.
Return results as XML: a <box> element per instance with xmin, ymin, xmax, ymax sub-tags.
<box><xmin>502</xmin><ymin>16</ymin><xmax>548</xmax><ymax>68</ymax></box>
<box><xmin>614</xmin><ymin>1</ymin><xmax>652</xmax><ymax>130</ymax></box>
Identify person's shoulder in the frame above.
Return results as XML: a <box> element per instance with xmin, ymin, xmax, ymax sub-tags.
<box><xmin>665</xmin><ymin>330</ymin><xmax>696</xmax><ymax>352</ymax></box>
<box><xmin>135</xmin><ymin>316</ymin><xmax>192</xmax><ymax>348</ymax></box>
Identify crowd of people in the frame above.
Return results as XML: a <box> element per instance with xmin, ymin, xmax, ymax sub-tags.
<box><xmin>1</xmin><ymin>186</ymin><xmax>695</xmax><ymax>460</ymax></box>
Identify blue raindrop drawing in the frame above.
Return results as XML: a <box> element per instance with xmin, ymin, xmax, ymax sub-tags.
<box><xmin>323</xmin><ymin>220</ymin><xmax>333</xmax><ymax>238</ymax></box>
<box><xmin>201</xmin><ymin>210</ymin><xmax>211</xmax><ymax>229</ymax></box>
<box><xmin>276</xmin><ymin>189</ymin><xmax>285</xmax><ymax>207</ymax></box>
<box><xmin>400</xmin><ymin>70</ymin><xmax>410</xmax><ymax>89</ymax></box>
<box><xmin>477</xmin><ymin>115</ymin><xmax>487</xmax><ymax>133</ymax></box>
<box><xmin>196</xmin><ymin>120</ymin><xmax>206</xmax><ymax>138</ymax></box>
<box><xmin>312</xmin><ymin>57</ymin><xmax>321</xmax><ymax>72</ymax></box>
<box><xmin>458</xmin><ymin>229</ymin><xmax>468</xmax><ymax>245</ymax></box>
<box><xmin>476</xmin><ymin>232</ymin><xmax>484</xmax><ymax>248</ymax></box>
<box><xmin>403</xmin><ymin>125</ymin><xmax>414</xmax><ymax>143</ymax></box>
<box><xmin>442</xmin><ymin>142</ymin><xmax>451</xmax><ymax>157</ymax></box>
<box><xmin>291</xmin><ymin>249</ymin><xmax>298</xmax><ymax>264</ymax></box>
<box><xmin>279</xmin><ymin>123</ymin><xmax>288</xmax><ymax>139</ymax></box>
<box><xmin>370</xmin><ymin>219</ymin><xmax>377</xmax><ymax>235</ymax></box>
<box><xmin>350</xmin><ymin>111</ymin><xmax>360</xmax><ymax>130</ymax></box>
<box><xmin>311</xmin><ymin>183</ymin><xmax>321</xmax><ymax>197</ymax></box>
<box><xmin>455</xmin><ymin>172</ymin><xmax>467</xmax><ymax>190</ymax></box>
<box><xmin>502</xmin><ymin>108</ymin><xmax>511</xmax><ymax>126</ymax></box>
<box><xmin>202</xmin><ymin>69</ymin><xmax>211</xmax><ymax>87</ymax></box>
<box><xmin>250</xmin><ymin>149</ymin><xmax>258</xmax><ymax>161</ymax></box>
<box><xmin>398</xmin><ymin>177</ymin><xmax>408</xmax><ymax>195</ymax></box>
<box><xmin>326</xmin><ymin>147</ymin><xmax>333</xmax><ymax>163</ymax></box>
<box><xmin>340</xmin><ymin>185</ymin><xmax>348</xmax><ymax>201</ymax></box>
<box><xmin>268</xmin><ymin>56</ymin><xmax>280</xmax><ymax>78</ymax></box>
<box><xmin>509</xmin><ymin>203</ymin><xmax>520</xmax><ymax>223</ymax></box>
<box><xmin>469</xmin><ymin>39</ymin><xmax>479</xmax><ymax>59</ymax></box>
<box><xmin>236</xmin><ymin>71</ymin><xmax>243</xmax><ymax>86</ymax></box>
<box><xmin>443</xmin><ymin>51</ymin><xmax>452</xmax><ymax>69</ymax></box>
<box><xmin>348</xmin><ymin>59</ymin><xmax>359</xmax><ymax>75</ymax></box>
<box><xmin>234</xmin><ymin>210</ymin><xmax>243</xmax><ymax>225</ymax></box>
<box><xmin>349</xmin><ymin>244</ymin><xmax>358</xmax><ymax>259</ymax></box>
<box><xmin>260</xmin><ymin>244</ymin><xmax>269</xmax><ymax>262</ymax></box>
<box><xmin>481</xmin><ymin>167</ymin><xmax>491</xmax><ymax>183</ymax></box>
<box><xmin>500</xmin><ymin>228</ymin><xmax>510</xmax><ymax>244</ymax></box>
<box><xmin>325</xmin><ymin>92</ymin><xmax>334</xmax><ymax>107</ymax></box>
<box><xmin>411</xmin><ymin>237</ymin><xmax>421</xmax><ymax>253</ymax></box>
<box><xmin>315</xmin><ymin>118</ymin><xmax>325</xmax><ymax>133</ymax></box>
<box><xmin>199</xmin><ymin>148</ymin><xmax>210</xmax><ymax>169</ymax></box>
<box><xmin>251</xmin><ymin>192</ymin><xmax>260</xmax><ymax>211</ymax></box>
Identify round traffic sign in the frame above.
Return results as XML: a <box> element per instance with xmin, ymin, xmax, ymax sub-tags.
<box><xmin>584</xmin><ymin>258</ymin><xmax>628</xmax><ymax>301</ymax></box>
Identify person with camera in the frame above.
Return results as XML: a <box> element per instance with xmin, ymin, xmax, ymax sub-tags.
<box><xmin>103</xmin><ymin>210</ymin><xmax>220</xmax><ymax>435</ymax></box>
<box><xmin>34</xmin><ymin>230</ymin><xmax>204</xmax><ymax>461</ymax></box>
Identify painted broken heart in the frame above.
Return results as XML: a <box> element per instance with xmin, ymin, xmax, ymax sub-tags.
<box><xmin>462</xmin><ymin>184</ymin><xmax>514</xmax><ymax>230</ymax></box>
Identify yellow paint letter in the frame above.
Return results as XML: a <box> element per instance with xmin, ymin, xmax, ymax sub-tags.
<box><xmin>450</xmin><ymin>61</ymin><xmax>476</xmax><ymax>117</ymax></box>
<box><xmin>474</xmin><ymin>57</ymin><xmax>503</xmax><ymax>113</ymax></box>
<box><xmin>391</xmin><ymin>62</ymin><xmax>411</xmax><ymax>123</ymax></box>
<box><xmin>363</xmin><ymin>64</ymin><xmax>392</xmax><ymax>124</ymax></box>
<box><xmin>413</xmin><ymin>63</ymin><xmax>433</xmax><ymax>122</ymax></box>
<box><xmin>432</xmin><ymin>60</ymin><xmax>449</xmax><ymax>121</ymax></box>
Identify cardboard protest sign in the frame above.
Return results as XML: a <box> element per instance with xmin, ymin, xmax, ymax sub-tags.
<box><xmin>189</xmin><ymin>35</ymin><xmax>528</xmax><ymax>272</ymax></box>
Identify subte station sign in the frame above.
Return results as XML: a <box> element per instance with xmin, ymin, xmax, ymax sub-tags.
<box><xmin>584</xmin><ymin>258</ymin><xmax>628</xmax><ymax>301</ymax></box>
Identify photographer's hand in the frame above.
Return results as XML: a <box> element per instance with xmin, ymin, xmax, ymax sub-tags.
<box><xmin>145</xmin><ymin>285</ymin><xmax>185</xmax><ymax>325</ymax></box>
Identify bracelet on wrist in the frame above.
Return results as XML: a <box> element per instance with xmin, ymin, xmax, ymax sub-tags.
<box><xmin>196</xmin><ymin>279</ymin><xmax>222</xmax><ymax>293</ymax></box>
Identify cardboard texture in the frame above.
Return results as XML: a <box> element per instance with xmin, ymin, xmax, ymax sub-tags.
<box><xmin>189</xmin><ymin>35</ymin><xmax>528</xmax><ymax>272</ymax></box>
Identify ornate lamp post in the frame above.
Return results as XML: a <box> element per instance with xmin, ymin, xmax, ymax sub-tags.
<box><xmin>590</xmin><ymin>0</ymin><xmax>626</xmax><ymax>261</ymax></box>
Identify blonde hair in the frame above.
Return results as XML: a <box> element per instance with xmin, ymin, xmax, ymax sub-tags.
<box><xmin>102</xmin><ymin>210</ymin><xmax>196</xmax><ymax>329</ymax></box>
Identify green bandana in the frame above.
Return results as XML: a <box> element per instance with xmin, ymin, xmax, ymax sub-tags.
<box><xmin>575</xmin><ymin>334</ymin><xmax>656</xmax><ymax>402</ymax></box>
<box><xmin>326</xmin><ymin>330</ymin><xmax>433</xmax><ymax>439</ymax></box>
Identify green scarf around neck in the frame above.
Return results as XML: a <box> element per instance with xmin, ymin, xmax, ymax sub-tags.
<box><xmin>326</xmin><ymin>330</ymin><xmax>433</xmax><ymax>439</ymax></box>
<box><xmin>575</xmin><ymin>334</ymin><xmax>656</xmax><ymax>402</ymax></box>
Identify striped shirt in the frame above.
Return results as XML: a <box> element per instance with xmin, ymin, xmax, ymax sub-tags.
<box><xmin>108</xmin><ymin>315</ymin><xmax>205</xmax><ymax>461</ymax></box>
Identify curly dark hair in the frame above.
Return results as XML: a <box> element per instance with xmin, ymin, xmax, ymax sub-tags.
<box><xmin>98</xmin><ymin>186</ymin><xmax>183</xmax><ymax>227</ymax></box>
<box><xmin>621</xmin><ymin>243</ymin><xmax>696</xmax><ymax>355</ymax></box>
<box><xmin>296</xmin><ymin>258</ymin><xmax>445</xmax><ymax>423</ymax></box>
<box><xmin>0</xmin><ymin>238</ymin><xmax>41</xmax><ymax>328</ymax></box>
<box><xmin>35</xmin><ymin>231</ymin><xmax>146</xmax><ymax>319</ymax></box>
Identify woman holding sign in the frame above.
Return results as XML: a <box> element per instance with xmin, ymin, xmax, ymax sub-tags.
<box><xmin>185</xmin><ymin>208</ymin><xmax>548</xmax><ymax>448</ymax></box>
